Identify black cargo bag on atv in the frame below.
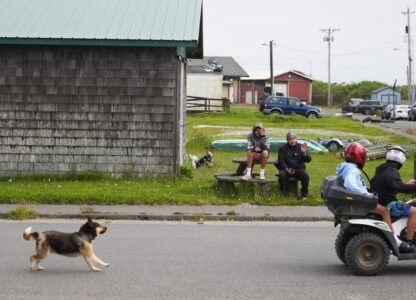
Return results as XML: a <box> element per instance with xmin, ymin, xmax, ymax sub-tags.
<box><xmin>320</xmin><ymin>176</ymin><xmax>378</xmax><ymax>218</ymax></box>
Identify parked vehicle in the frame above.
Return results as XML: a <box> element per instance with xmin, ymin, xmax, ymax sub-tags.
<box><xmin>342</xmin><ymin>98</ymin><xmax>362</xmax><ymax>113</ymax></box>
<box><xmin>408</xmin><ymin>103</ymin><xmax>416</xmax><ymax>121</ymax></box>
<box><xmin>262</xmin><ymin>96</ymin><xmax>323</xmax><ymax>118</ymax></box>
<box><xmin>389</xmin><ymin>105</ymin><xmax>411</xmax><ymax>120</ymax></box>
<box><xmin>317</xmin><ymin>138</ymin><xmax>372</xmax><ymax>152</ymax></box>
<box><xmin>354</xmin><ymin>100</ymin><xmax>384</xmax><ymax>115</ymax></box>
<box><xmin>259</xmin><ymin>94</ymin><xmax>285</xmax><ymax>112</ymax></box>
<box><xmin>349</xmin><ymin>98</ymin><xmax>363</xmax><ymax>108</ymax></box>
<box><xmin>381</xmin><ymin>104</ymin><xmax>393</xmax><ymax>120</ymax></box>
<box><xmin>259</xmin><ymin>95</ymin><xmax>282</xmax><ymax>112</ymax></box>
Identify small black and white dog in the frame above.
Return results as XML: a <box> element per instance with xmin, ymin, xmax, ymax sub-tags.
<box><xmin>189</xmin><ymin>152</ymin><xmax>213</xmax><ymax>169</ymax></box>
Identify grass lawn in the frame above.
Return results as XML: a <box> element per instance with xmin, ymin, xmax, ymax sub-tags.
<box><xmin>0</xmin><ymin>107</ymin><xmax>414</xmax><ymax>206</ymax></box>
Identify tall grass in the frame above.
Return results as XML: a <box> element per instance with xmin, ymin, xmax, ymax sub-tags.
<box><xmin>0</xmin><ymin>107</ymin><xmax>413</xmax><ymax>206</ymax></box>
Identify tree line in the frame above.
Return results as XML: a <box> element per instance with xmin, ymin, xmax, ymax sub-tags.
<box><xmin>312</xmin><ymin>80</ymin><xmax>408</xmax><ymax>106</ymax></box>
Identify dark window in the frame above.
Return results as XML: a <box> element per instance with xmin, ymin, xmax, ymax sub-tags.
<box><xmin>288</xmin><ymin>98</ymin><xmax>301</xmax><ymax>106</ymax></box>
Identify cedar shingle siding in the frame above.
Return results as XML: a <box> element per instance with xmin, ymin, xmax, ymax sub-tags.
<box><xmin>0</xmin><ymin>45</ymin><xmax>181</xmax><ymax>177</ymax></box>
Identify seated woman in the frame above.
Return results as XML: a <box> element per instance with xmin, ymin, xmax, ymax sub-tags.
<box><xmin>242</xmin><ymin>123</ymin><xmax>270</xmax><ymax>180</ymax></box>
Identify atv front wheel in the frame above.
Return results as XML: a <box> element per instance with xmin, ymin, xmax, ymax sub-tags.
<box><xmin>345</xmin><ymin>232</ymin><xmax>390</xmax><ymax>276</ymax></box>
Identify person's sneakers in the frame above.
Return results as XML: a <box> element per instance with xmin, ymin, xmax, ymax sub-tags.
<box><xmin>399</xmin><ymin>241</ymin><xmax>416</xmax><ymax>253</ymax></box>
<box><xmin>300</xmin><ymin>195</ymin><xmax>308</xmax><ymax>201</ymax></box>
<box><xmin>241</xmin><ymin>174</ymin><xmax>252</xmax><ymax>181</ymax></box>
<box><xmin>259</xmin><ymin>174</ymin><xmax>266</xmax><ymax>180</ymax></box>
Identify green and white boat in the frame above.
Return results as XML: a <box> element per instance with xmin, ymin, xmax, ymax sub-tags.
<box><xmin>211</xmin><ymin>138</ymin><xmax>328</xmax><ymax>153</ymax></box>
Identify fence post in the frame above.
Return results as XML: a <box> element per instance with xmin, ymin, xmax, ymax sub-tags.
<box><xmin>414</xmin><ymin>152</ymin><xmax>416</xmax><ymax>179</ymax></box>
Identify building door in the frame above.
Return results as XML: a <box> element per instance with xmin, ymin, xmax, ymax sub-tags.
<box><xmin>276</xmin><ymin>83</ymin><xmax>288</xmax><ymax>96</ymax></box>
<box><xmin>229</xmin><ymin>85</ymin><xmax>234</xmax><ymax>102</ymax></box>
<box><xmin>245</xmin><ymin>91</ymin><xmax>253</xmax><ymax>104</ymax></box>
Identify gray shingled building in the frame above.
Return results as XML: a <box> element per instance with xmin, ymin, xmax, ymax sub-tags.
<box><xmin>0</xmin><ymin>0</ymin><xmax>203</xmax><ymax>177</ymax></box>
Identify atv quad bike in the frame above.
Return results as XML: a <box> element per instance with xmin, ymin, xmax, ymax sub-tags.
<box><xmin>321</xmin><ymin>176</ymin><xmax>416</xmax><ymax>276</ymax></box>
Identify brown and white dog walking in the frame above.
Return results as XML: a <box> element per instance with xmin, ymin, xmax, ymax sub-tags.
<box><xmin>23</xmin><ymin>218</ymin><xmax>110</xmax><ymax>271</ymax></box>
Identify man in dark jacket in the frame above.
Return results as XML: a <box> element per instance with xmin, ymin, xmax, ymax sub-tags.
<box><xmin>277</xmin><ymin>132</ymin><xmax>311</xmax><ymax>199</ymax></box>
<box><xmin>370</xmin><ymin>146</ymin><xmax>416</xmax><ymax>250</ymax></box>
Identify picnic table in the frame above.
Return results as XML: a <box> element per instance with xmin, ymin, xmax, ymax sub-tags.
<box><xmin>214</xmin><ymin>158</ymin><xmax>298</xmax><ymax>197</ymax></box>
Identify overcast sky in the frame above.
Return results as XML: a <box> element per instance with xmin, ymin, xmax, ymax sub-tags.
<box><xmin>202</xmin><ymin>0</ymin><xmax>415</xmax><ymax>86</ymax></box>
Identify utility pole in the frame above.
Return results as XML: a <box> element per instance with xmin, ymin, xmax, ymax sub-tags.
<box><xmin>269</xmin><ymin>40</ymin><xmax>274</xmax><ymax>95</ymax></box>
<box><xmin>320</xmin><ymin>28</ymin><xmax>339</xmax><ymax>106</ymax></box>
<box><xmin>262</xmin><ymin>40</ymin><xmax>276</xmax><ymax>96</ymax></box>
<box><xmin>403</xmin><ymin>7</ymin><xmax>415</xmax><ymax>104</ymax></box>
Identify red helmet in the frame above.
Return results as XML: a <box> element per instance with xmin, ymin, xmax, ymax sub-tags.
<box><xmin>344</xmin><ymin>142</ymin><xmax>368</xmax><ymax>169</ymax></box>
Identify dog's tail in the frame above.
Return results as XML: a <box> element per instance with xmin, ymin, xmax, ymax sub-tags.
<box><xmin>23</xmin><ymin>227</ymin><xmax>39</xmax><ymax>241</ymax></box>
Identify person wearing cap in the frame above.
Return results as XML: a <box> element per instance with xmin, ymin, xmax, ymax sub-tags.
<box><xmin>277</xmin><ymin>132</ymin><xmax>311</xmax><ymax>200</ymax></box>
<box><xmin>370</xmin><ymin>146</ymin><xmax>416</xmax><ymax>251</ymax></box>
<box><xmin>242</xmin><ymin>123</ymin><xmax>270</xmax><ymax>180</ymax></box>
<box><xmin>336</xmin><ymin>142</ymin><xmax>408</xmax><ymax>250</ymax></box>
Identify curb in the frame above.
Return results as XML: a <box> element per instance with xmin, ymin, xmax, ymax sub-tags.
<box><xmin>0</xmin><ymin>213</ymin><xmax>334</xmax><ymax>222</ymax></box>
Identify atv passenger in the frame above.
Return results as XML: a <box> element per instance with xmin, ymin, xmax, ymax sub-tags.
<box><xmin>242</xmin><ymin>123</ymin><xmax>270</xmax><ymax>180</ymax></box>
<box><xmin>336</xmin><ymin>142</ymin><xmax>393</xmax><ymax>233</ymax></box>
<box><xmin>370</xmin><ymin>146</ymin><xmax>416</xmax><ymax>252</ymax></box>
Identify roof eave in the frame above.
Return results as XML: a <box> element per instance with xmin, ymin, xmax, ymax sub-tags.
<box><xmin>0</xmin><ymin>37</ymin><xmax>199</xmax><ymax>48</ymax></box>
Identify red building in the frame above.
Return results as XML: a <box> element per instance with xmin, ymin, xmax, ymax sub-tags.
<box><xmin>240</xmin><ymin>70</ymin><xmax>312</xmax><ymax>104</ymax></box>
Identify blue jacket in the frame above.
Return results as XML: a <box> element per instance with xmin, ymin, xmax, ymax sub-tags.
<box><xmin>336</xmin><ymin>162</ymin><xmax>371</xmax><ymax>195</ymax></box>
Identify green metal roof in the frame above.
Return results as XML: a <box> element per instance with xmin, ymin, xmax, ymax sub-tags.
<box><xmin>0</xmin><ymin>0</ymin><xmax>203</xmax><ymax>57</ymax></box>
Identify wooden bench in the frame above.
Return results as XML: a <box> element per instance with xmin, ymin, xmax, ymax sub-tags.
<box><xmin>215</xmin><ymin>173</ymin><xmax>278</xmax><ymax>197</ymax></box>
<box><xmin>214</xmin><ymin>157</ymin><xmax>299</xmax><ymax>197</ymax></box>
<box><xmin>214</xmin><ymin>158</ymin><xmax>280</xmax><ymax>197</ymax></box>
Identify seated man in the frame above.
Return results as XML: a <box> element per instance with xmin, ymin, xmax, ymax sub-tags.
<box><xmin>242</xmin><ymin>123</ymin><xmax>270</xmax><ymax>180</ymax></box>
<box><xmin>370</xmin><ymin>146</ymin><xmax>416</xmax><ymax>252</ymax></box>
<box><xmin>277</xmin><ymin>132</ymin><xmax>311</xmax><ymax>200</ymax></box>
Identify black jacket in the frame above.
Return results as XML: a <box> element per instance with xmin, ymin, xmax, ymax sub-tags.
<box><xmin>277</xmin><ymin>143</ymin><xmax>311</xmax><ymax>171</ymax></box>
<box><xmin>370</xmin><ymin>162</ymin><xmax>416</xmax><ymax>206</ymax></box>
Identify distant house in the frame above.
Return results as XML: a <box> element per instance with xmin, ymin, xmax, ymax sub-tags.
<box><xmin>371</xmin><ymin>87</ymin><xmax>401</xmax><ymax>104</ymax></box>
<box><xmin>240</xmin><ymin>70</ymin><xmax>313</xmax><ymax>104</ymax></box>
<box><xmin>187</xmin><ymin>56</ymin><xmax>249</xmax><ymax>102</ymax></box>
<box><xmin>187</xmin><ymin>63</ymin><xmax>223</xmax><ymax>99</ymax></box>
<box><xmin>0</xmin><ymin>0</ymin><xmax>203</xmax><ymax>177</ymax></box>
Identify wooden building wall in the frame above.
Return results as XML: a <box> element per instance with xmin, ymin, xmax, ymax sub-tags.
<box><xmin>0</xmin><ymin>45</ymin><xmax>184</xmax><ymax>177</ymax></box>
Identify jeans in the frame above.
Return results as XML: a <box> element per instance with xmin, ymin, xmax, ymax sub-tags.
<box><xmin>278</xmin><ymin>168</ymin><xmax>309</xmax><ymax>197</ymax></box>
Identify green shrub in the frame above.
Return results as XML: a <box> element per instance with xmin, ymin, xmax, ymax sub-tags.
<box><xmin>7</xmin><ymin>206</ymin><xmax>37</xmax><ymax>220</ymax></box>
<box><xmin>179</xmin><ymin>165</ymin><xmax>194</xmax><ymax>179</ymax></box>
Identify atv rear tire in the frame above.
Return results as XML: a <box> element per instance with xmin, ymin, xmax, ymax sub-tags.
<box><xmin>335</xmin><ymin>230</ymin><xmax>354</xmax><ymax>265</ymax></box>
<box><xmin>345</xmin><ymin>232</ymin><xmax>390</xmax><ymax>276</ymax></box>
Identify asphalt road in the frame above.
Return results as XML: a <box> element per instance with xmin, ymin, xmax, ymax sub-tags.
<box><xmin>346</xmin><ymin>111</ymin><xmax>416</xmax><ymax>133</ymax></box>
<box><xmin>3</xmin><ymin>220</ymin><xmax>416</xmax><ymax>300</ymax></box>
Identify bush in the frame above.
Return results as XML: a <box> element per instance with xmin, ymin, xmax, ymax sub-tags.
<box><xmin>179</xmin><ymin>165</ymin><xmax>194</xmax><ymax>179</ymax></box>
<box><xmin>7</xmin><ymin>206</ymin><xmax>37</xmax><ymax>220</ymax></box>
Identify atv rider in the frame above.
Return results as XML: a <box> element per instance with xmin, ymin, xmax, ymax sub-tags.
<box><xmin>370</xmin><ymin>146</ymin><xmax>416</xmax><ymax>252</ymax></box>
<box><xmin>336</xmin><ymin>142</ymin><xmax>393</xmax><ymax>233</ymax></box>
<box><xmin>242</xmin><ymin>123</ymin><xmax>270</xmax><ymax>180</ymax></box>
